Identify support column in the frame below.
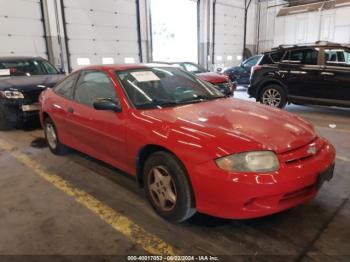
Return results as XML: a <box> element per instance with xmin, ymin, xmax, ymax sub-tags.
<box><xmin>198</xmin><ymin>0</ymin><xmax>214</xmax><ymax>70</ymax></box>
<box><xmin>41</xmin><ymin>0</ymin><xmax>69</xmax><ymax>72</ymax></box>
<box><xmin>138</xmin><ymin>0</ymin><xmax>152</xmax><ymax>62</ymax></box>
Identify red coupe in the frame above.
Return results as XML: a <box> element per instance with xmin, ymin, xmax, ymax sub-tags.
<box><xmin>39</xmin><ymin>64</ymin><xmax>336</xmax><ymax>223</ymax></box>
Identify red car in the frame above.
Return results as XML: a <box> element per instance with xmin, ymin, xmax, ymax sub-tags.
<box><xmin>39</xmin><ymin>64</ymin><xmax>336</xmax><ymax>223</ymax></box>
<box><xmin>157</xmin><ymin>62</ymin><xmax>236</xmax><ymax>96</ymax></box>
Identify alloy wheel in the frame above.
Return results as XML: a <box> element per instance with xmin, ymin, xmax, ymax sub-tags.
<box><xmin>262</xmin><ymin>88</ymin><xmax>282</xmax><ymax>107</ymax></box>
<box><xmin>45</xmin><ymin>122</ymin><xmax>57</xmax><ymax>149</ymax></box>
<box><xmin>147</xmin><ymin>165</ymin><xmax>177</xmax><ymax>211</ymax></box>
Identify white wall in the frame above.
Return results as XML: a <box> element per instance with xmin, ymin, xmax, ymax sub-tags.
<box><xmin>258</xmin><ymin>0</ymin><xmax>350</xmax><ymax>52</ymax></box>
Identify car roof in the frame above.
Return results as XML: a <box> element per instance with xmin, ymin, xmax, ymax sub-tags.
<box><xmin>267</xmin><ymin>41</ymin><xmax>350</xmax><ymax>53</ymax></box>
<box><xmin>75</xmin><ymin>63</ymin><xmax>178</xmax><ymax>72</ymax></box>
<box><xmin>0</xmin><ymin>56</ymin><xmax>46</xmax><ymax>62</ymax></box>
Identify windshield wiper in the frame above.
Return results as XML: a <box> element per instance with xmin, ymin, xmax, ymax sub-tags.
<box><xmin>178</xmin><ymin>95</ymin><xmax>219</xmax><ymax>104</ymax></box>
<box><xmin>152</xmin><ymin>99</ymin><xmax>179</xmax><ymax>107</ymax></box>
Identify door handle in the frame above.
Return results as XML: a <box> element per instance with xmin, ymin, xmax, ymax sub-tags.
<box><xmin>290</xmin><ymin>70</ymin><xmax>307</xmax><ymax>74</ymax></box>
<box><xmin>320</xmin><ymin>72</ymin><xmax>335</xmax><ymax>76</ymax></box>
<box><xmin>67</xmin><ymin>107</ymin><xmax>74</xmax><ymax>113</ymax></box>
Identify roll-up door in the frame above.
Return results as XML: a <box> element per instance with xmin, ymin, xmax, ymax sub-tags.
<box><xmin>214</xmin><ymin>0</ymin><xmax>244</xmax><ymax>68</ymax></box>
<box><xmin>0</xmin><ymin>0</ymin><xmax>47</xmax><ymax>58</ymax></box>
<box><xmin>62</xmin><ymin>0</ymin><xmax>140</xmax><ymax>71</ymax></box>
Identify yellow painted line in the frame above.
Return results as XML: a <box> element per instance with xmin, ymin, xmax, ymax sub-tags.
<box><xmin>336</xmin><ymin>155</ymin><xmax>350</xmax><ymax>162</ymax></box>
<box><xmin>0</xmin><ymin>139</ymin><xmax>177</xmax><ymax>256</ymax></box>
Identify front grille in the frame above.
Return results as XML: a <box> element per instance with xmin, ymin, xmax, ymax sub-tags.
<box><xmin>23</xmin><ymin>89</ymin><xmax>42</xmax><ymax>104</ymax></box>
<box><xmin>280</xmin><ymin>137</ymin><xmax>325</xmax><ymax>165</ymax></box>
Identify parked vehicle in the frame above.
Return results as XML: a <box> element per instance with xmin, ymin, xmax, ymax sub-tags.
<box><xmin>162</xmin><ymin>62</ymin><xmax>236</xmax><ymax>96</ymax></box>
<box><xmin>0</xmin><ymin>57</ymin><xmax>64</xmax><ymax>129</ymax></box>
<box><xmin>222</xmin><ymin>55</ymin><xmax>262</xmax><ymax>85</ymax></box>
<box><xmin>40</xmin><ymin>64</ymin><xmax>335</xmax><ymax>223</ymax></box>
<box><xmin>248</xmin><ymin>41</ymin><xmax>350</xmax><ymax>108</ymax></box>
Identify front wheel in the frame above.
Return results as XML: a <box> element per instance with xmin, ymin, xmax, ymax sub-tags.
<box><xmin>259</xmin><ymin>84</ymin><xmax>287</xmax><ymax>109</ymax></box>
<box><xmin>143</xmin><ymin>151</ymin><xmax>196</xmax><ymax>223</ymax></box>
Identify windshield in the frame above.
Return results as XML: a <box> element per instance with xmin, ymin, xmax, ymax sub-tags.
<box><xmin>0</xmin><ymin>59</ymin><xmax>59</xmax><ymax>76</ymax></box>
<box><xmin>116</xmin><ymin>67</ymin><xmax>224</xmax><ymax>109</ymax></box>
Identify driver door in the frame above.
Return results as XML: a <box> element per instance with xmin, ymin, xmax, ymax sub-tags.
<box><xmin>65</xmin><ymin>70</ymin><xmax>127</xmax><ymax>169</ymax></box>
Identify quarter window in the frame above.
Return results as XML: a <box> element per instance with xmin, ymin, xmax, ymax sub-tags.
<box><xmin>54</xmin><ymin>73</ymin><xmax>78</xmax><ymax>99</ymax></box>
<box><xmin>74</xmin><ymin>71</ymin><xmax>118</xmax><ymax>107</ymax></box>
<box><xmin>324</xmin><ymin>49</ymin><xmax>350</xmax><ymax>67</ymax></box>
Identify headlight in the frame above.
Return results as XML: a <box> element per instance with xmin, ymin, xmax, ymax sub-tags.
<box><xmin>0</xmin><ymin>90</ymin><xmax>24</xmax><ymax>99</ymax></box>
<box><xmin>215</xmin><ymin>151</ymin><xmax>280</xmax><ymax>172</ymax></box>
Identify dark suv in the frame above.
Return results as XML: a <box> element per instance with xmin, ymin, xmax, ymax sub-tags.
<box><xmin>248</xmin><ymin>42</ymin><xmax>350</xmax><ymax>108</ymax></box>
<box><xmin>0</xmin><ymin>57</ymin><xmax>64</xmax><ymax>129</ymax></box>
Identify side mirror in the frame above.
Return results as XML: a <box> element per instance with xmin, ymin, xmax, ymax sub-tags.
<box><xmin>93</xmin><ymin>99</ymin><xmax>122</xmax><ymax>112</ymax></box>
<box><xmin>216</xmin><ymin>68</ymin><xmax>222</xmax><ymax>73</ymax></box>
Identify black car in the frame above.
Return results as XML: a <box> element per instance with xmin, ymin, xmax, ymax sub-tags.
<box><xmin>222</xmin><ymin>55</ymin><xmax>262</xmax><ymax>85</ymax></box>
<box><xmin>0</xmin><ymin>57</ymin><xmax>64</xmax><ymax>129</ymax></box>
<box><xmin>248</xmin><ymin>41</ymin><xmax>350</xmax><ymax>108</ymax></box>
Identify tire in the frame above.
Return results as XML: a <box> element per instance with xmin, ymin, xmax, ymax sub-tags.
<box><xmin>143</xmin><ymin>151</ymin><xmax>196</xmax><ymax>223</ymax></box>
<box><xmin>44</xmin><ymin>117</ymin><xmax>69</xmax><ymax>155</ymax></box>
<box><xmin>0</xmin><ymin>107</ymin><xmax>15</xmax><ymax>130</ymax></box>
<box><xmin>259</xmin><ymin>84</ymin><xmax>287</xmax><ymax>109</ymax></box>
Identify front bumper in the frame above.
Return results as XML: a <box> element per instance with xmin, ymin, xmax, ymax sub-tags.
<box><xmin>0</xmin><ymin>99</ymin><xmax>40</xmax><ymax>126</ymax></box>
<box><xmin>188</xmin><ymin>139</ymin><xmax>336</xmax><ymax>219</ymax></box>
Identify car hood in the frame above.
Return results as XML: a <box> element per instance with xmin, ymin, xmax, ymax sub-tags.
<box><xmin>0</xmin><ymin>75</ymin><xmax>64</xmax><ymax>92</ymax></box>
<box><xmin>196</xmin><ymin>72</ymin><xmax>228</xmax><ymax>84</ymax></box>
<box><xmin>142</xmin><ymin>98</ymin><xmax>316</xmax><ymax>154</ymax></box>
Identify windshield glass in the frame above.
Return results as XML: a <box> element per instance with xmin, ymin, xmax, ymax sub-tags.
<box><xmin>116</xmin><ymin>67</ymin><xmax>224</xmax><ymax>109</ymax></box>
<box><xmin>0</xmin><ymin>59</ymin><xmax>59</xmax><ymax>76</ymax></box>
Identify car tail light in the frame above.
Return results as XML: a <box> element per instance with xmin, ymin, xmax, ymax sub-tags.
<box><xmin>251</xmin><ymin>65</ymin><xmax>262</xmax><ymax>75</ymax></box>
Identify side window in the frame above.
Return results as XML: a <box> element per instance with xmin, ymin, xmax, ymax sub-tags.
<box><xmin>184</xmin><ymin>63</ymin><xmax>200</xmax><ymax>73</ymax></box>
<box><xmin>74</xmin><ymin>71</ymin><xmax>118</xmax><ymax>107</ymax></box>
<box><xmin>325</xmin><ymin>49</ymin><xmax>350</xmax><ymax>67</ymax></box>
<box><xmin>289</xmin><ymin>50</ymin><xmax>303</xmax><ymax>62</ymax></box>
<box><xmin>303</xmin><ymin>49</ymin><xmax>318</xmax><ymax>65</ymax></box>
<box><xmin>54</xmin><ymin>73</ymin><xmax>78</xmax><ymax>99</ymax></box>
<box><xmin>285</xmin><ymin>49</ymin><xmax>318</xmax><ymax>65</ymax></box>
<box><xmin>270</xmin><ymin>52</ymin><xmax>284</xmax><ymax>63</ymax></box>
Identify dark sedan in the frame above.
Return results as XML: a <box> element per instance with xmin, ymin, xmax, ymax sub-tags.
<box><xmin>222</xmin><ymin>55</ymin><xmax>262</xmax><ymax>85</ymax></box>
<box><xmin>0</xmin><ymin>57</ymin><xmax>64</xmax><ymax>129</ymax></box>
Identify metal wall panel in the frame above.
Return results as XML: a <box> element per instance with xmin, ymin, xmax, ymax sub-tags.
<box><xmin>214</xmin><ymin>0</ymin><xmax>244</xmax><ymax>68</ymax></box>
<box><xmin>62</xmin><ymin>0</ymin><xmax>139</xmax><ymax>70</ymax></box>
<box><xmin>0</xmin><ymin>0</ymin><xmax>47</xmax><ymax>57</ymax></box>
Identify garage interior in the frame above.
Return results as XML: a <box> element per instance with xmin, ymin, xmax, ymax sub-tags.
<box><xmin>0</xmin><ymin>0</ymin><xmax>350</xmax><ymax>261</ymax></box>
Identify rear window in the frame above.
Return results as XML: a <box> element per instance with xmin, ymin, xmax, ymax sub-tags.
<box><xmin>259</xmin><ymin>51</ymin><xmax>285</xmax><ymax>65</ymax></box>
<box><xmin>0</xmin><ymin>59</ymin><xmax>58</xmax><ymax>76</ymax></box>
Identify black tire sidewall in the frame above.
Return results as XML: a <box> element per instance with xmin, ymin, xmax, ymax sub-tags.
<box><xmin>143</xmin><ymin>151</ymin><xmax>195</xmax><ymax>223</ymax></box>
<box><xmin>260</xmin><ymin>84</ymin><xmax>287</xmax><ymax>108</ymax></box>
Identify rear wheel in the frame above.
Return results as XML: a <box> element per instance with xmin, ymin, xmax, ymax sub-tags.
<box><xmin>44</xmin><ymin>117</ymin><xmax>69</xmax><ymax>155</ymax></box>
<box><xmin>143</xmin><ymin>151</ymin><xmax>196</xmax><ymax>223</ymax></box>
<box><xmin>259</xmin><ymin>84</ymin><xmax>287</xmax><ymax>109</ymax></box>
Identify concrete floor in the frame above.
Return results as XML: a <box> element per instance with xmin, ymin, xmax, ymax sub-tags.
<box><xmin>0</xmin><ymin>89</ymin><xmax>349</xmax><ymax>261</ymax></box>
